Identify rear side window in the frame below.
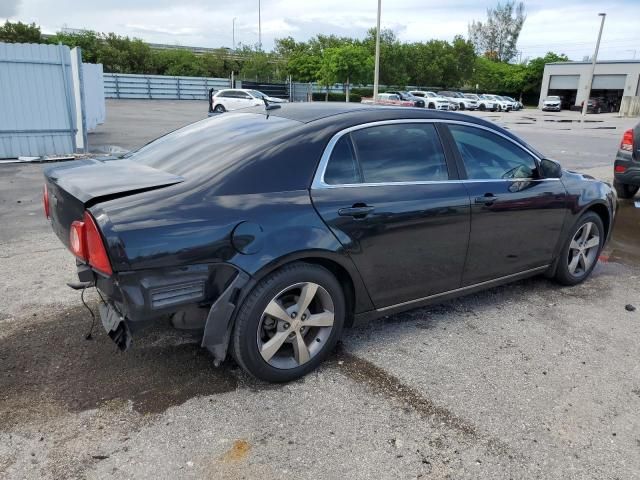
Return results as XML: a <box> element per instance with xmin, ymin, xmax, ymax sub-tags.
<box><xmin>448</xmin><ymin>124</ymin><xmax>537</xmax><ymax>180</ymax></box>
<box><xmin>324</xmin><ymin>136</ymin><xmax>360</xmax><ymax>185</ymax></box>
<box><xmin>350</xmin><ymin>123</ymin><xmax>448</xmax><ymax>183</ymax></box>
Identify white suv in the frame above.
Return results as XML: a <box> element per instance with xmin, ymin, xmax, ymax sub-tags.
<box><xmin>408</xmin><ymin>91</ymin><xmax>449</xmax><ymax>110</ymax></box>
<box><xmin>210</xmin><ymin>89</ymin><xmax>287</xmax><ymax>113</ymax></box>
<box><xmin>438</xmin><ymin>91</ymin><xmax>478</xmax><ymax>111</ymax></box>
<box><xmin>482</xmin><ymin>94</ymin><xmax>512</xmax><ymax>112</ymax></box>
<box><xmin>464</xmin><ymin>94</ymin><xmax>497</xmax><ymax>112</ymax></box>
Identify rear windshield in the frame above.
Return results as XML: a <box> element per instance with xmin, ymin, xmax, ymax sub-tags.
<box><xmin>129</xmin><ymin>113</ymin><xmax>300</xmax><ymax>177</ymax></box>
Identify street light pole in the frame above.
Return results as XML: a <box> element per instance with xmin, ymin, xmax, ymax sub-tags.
<box><xmin>258</xmin><ymin>0</ymin><xmax>262</xmax><ymax>50</ymax></box>
<box><xmin>373</xmin><ymin>0</ymin><xmax>382</xmax><ymax>103</ymax></box>
<box><xmin>581</xmin><ymin>12</ymin><xmax>606</xmax><ymax>122</ymax></box>
<box><xmin>232</xmin><ymin>17</ymin><xmax>237</xmax><ymax>51</ymax></box>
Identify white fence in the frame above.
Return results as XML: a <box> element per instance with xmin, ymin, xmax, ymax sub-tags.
<box><xmin>104</xmin><ymin>73</ymin><xmax>230</xmax><ymax>100</ymax></box>
<box><xmin>0</xmin><ymin>42</ymin><xmax>105</xmax><ymax>159</ymax></box>
<box><xmin>0</xmin><ymin>43</ymin><xmax>76</xmax><ymax>158</ymax></box>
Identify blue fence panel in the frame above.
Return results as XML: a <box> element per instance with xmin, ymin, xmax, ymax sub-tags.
<box><xmin>0</xmin><ymin>42</ymin><xmax>76</xmax><ymax>158</ymax></box>
<box><xmin>104</xmin><ymin>73</ymin><xmax>230</xmax><ymax>100</ymax></box>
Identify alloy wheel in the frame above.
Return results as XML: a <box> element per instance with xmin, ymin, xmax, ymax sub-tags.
<box><xmin>257</xmin><ymin>282</ymin><xmax>335</xmax><ymax>369</ymax></box>
<box><xmin>567</xmin><ymin>221</ymin><xmax>600</xmax><ymax>277</ymax></box>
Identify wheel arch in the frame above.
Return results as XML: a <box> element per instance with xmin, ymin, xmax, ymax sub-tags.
<box><xmin>247</xmin><ymin>250</ymin><xmax>373</xmax><ymax>327</ymax></box>
<box><xmin>583</xmin><ymin>201</ymin><xmax>611</xmax><ymax>242</ymax></box>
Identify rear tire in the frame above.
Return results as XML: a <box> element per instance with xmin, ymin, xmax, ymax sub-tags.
<box><xmin>554</xmin><ymin>212</ymin><xmax>604</xmax><ymax>286</ymax></box>
<box><xmin>231</xmin><ymin>263</ymin><xmax>345</xmax><ymax>382</ymax></box>
<box><xmin>213</xmin><ymin>104</ymin><xmax>226</xmax><ymax>113</ymax></box>
<box><xmin>614</xmin><ymin>180</ymin><xmax>639</xmax><ymax>199</ymax></box>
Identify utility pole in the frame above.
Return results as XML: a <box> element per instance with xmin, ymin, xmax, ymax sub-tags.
<box><xmin>373</xmin><ymin>0</ymin><xmax>382</xmax><ymax>103</ymax></box>
<box><xmin>258</xmin><ymin>0</ymin><xmax>262</xmax><ymax>50</ymax></box>
<box><xmin>232</xmin><ymin>17</ymin><xmax>237</xmax><ymax>51</ymax></box>
<box><xmin>581</xmin><ymin>13</ymin><xmax>606</xmax><ymax>122</ymax></box>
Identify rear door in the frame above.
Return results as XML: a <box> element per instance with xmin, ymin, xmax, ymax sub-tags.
<box><xmin>444</xmin><ymin>123</ymin><xmax>568</xmax><ymax>285</ymax></box>
<box><xmin>311</xmin><ymin>121</ymin><xmax>471</xmax><ymax>309</ymax></box>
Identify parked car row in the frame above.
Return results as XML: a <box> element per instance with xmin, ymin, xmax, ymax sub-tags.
<box><xmin>541</xmin><ymin>95</ymin><xmax>615</xmax><ymax>114</ymax></box>
<box><xmin>362</xmin><ymin>91</ymin><xmax>523</xmax><ymax>112</ymax></box>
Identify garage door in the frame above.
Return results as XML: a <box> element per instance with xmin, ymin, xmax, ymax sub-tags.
<box><xmin>592</xmin><ymin>74</ymin><xmax>627</xmax><ymax>89</ymax></box>
<box><xmin>549</xmin><ymin>75</ymin><xmax>579</xmax><ymax>89</ymax></box>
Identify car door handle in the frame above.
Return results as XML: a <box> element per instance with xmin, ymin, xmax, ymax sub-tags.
<box><xmin>338</xmin><ymin>205</ymin><xmax>375</xmax><ymax>218</ymax></box>
<box><xmin>474</xmin><ymin>194</ymin><xmax>499</xmax><ymax>205</ymax></box>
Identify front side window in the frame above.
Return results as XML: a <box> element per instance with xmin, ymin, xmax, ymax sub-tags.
<box><xmin>448</xmin><ymin>124</ymin><xmax>538</xmax><ymax>180</ymax></box>
<box><xmin>349</xmin><ymin>123</ymin><xmax>448</xmax><ymax>183</ymax></box>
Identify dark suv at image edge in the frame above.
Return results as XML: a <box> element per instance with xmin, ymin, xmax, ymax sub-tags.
<box><xmin>614</xmin><ymin>122</ymin><xmax>640</xmax><ymax>198</ymax></box>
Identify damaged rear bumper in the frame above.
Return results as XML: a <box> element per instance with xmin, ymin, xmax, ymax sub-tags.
<box><xmin>86</xmin><ymin>262</ymin><xmax>251</xmax><ymax>361</ymax></box>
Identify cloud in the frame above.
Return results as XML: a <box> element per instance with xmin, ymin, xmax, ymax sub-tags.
<box><xmin>3</xmin><ymin>0</ymin><xmax>640</xmax><ymax>61</ymax></box>
<box><xmin>0</xmin><ymin>0</ymin><xmax>20</xmax><ymax>17</ymax></box>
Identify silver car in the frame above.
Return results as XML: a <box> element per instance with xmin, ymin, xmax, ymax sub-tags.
<box><xmin>542</xmin><ymin>96</ymin><xmax>562</xmax><ymax>111</ymax></box>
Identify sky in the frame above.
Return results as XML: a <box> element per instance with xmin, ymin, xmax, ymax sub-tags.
<box><xmin>2</xmin><ymin>0</ymin><xmax>640</xmax><ymax>61</ymax></box>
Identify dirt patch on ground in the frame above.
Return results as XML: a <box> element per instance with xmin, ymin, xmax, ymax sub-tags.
<box><xmin>0</xmin><ymin>304</ymin><xmax>237</xmax><ymax>429</ymax></box>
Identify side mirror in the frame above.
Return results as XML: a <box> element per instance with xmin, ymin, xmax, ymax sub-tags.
<box><xmin>540</xmin><ymin>158</ymin><xmax>563</xmax><ymax>179</ymax></box>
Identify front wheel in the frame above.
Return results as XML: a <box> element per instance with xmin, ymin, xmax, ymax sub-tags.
<box><xmin>231</xmin><ymin>263</ymin><xmax>345</xmax><ymax>382</ymax></box>
<box><xmin>554</xmin><ymin>212</ymin><xmax>604</xmax><ymax>286</ymax></box>
<box><xmin>479</xmin><ymin>104</ymin><xmax>486</xmax><ymax>111</ymax></box>
<box><xmin>459</xmin><ymin>103</ymin><xmax>465</xmax><ymax>111</ymax></box>
<box><xmin>614</xmin><ymin>180</ymin><xmax>639</xmax><ymax>199</ymax></box>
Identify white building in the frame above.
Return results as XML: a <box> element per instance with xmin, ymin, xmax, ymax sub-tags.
<box><xmin>539</xmin><ymin>60</ymin><xmax>640</xmax><ymax>112</ymax></box>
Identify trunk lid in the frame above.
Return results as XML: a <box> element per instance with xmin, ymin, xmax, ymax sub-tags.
<box><xmin>44</xmin><ymin>157</ymin><xmax>183</xmax><ymax>248</ymax></box>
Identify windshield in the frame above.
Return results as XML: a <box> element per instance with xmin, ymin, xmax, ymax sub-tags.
<box><xmin>546</xmin><ymin>96</ymin><xmax>560</xmax><ymax>101</ymax></box>
<box><xmin>248</xmin><ymin>90</ymin><xmax>267</xmax><ymax>99</ymax></box>
<box><xmin>464</xmin><ymin>94</ymin><xmax>478</xmax><ymax>99</ymax></box>
<box><xmin>426</xmin><ymin>92</ymin><xmax>437</xmax><ymax>98</ymax></box>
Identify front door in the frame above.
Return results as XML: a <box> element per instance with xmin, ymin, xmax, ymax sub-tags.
<box><xmin>311</xmin><ymin>122</ymin><xmax>471</xmax><ymax>309</ymax></box>
<box><xmin>445</xmin><ymin>123</ymin><xmax>569</xmax><ymax>285</ymax></box>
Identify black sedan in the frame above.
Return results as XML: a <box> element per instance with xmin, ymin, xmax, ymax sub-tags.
<box><xmin>44</xmin><ymin>104</ymin><xmax>616</xmax><ymax>382</ymax></box>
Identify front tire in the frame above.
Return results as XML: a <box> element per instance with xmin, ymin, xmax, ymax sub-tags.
<box><xmin>614</xmin><ymin>180</ymin><xmax>639</xmax><ymax>199</ymax></box>
<box><xmin>479</xmin><ymin>104</ymin><xmax>486</xmax><ymax>111</ymax></box>
<box><xmin>459</xmin><ymin>103</ymin><xmax>465</xmax><ymax>111</ymax></box>
<box><xmin>554</xmin><ymin>212</ymin><xmax>604</xmax><ymax>286</ymax></box>
<box><xmin>232</xmin><ymin>263</ymin><xmax>345</xmax><ymax>382</ymax></box>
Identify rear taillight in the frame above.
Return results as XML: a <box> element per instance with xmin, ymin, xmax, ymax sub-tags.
<box><xmin>68</xmin><ymin>211</ymin><xmax>113</xmax><ymax>276</ymax></box>
<box><xmin>621</xmin><ymin>129</ymin><xmax>634</xmax><ymax>152</ymax></box>
<box><xmin>43</xmin><ymin>184</ymin><xmax>50</xmax><ymax>219</ymax></box>
<box><xmin>615</xmin><ymin>165</ymin><xmax>627</xmax><ymax>173</ymax></box>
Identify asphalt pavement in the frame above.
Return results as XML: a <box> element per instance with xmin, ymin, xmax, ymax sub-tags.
<box><xmin>1</xmin><ymin>100</ymin><xmax>639</xmax><ymax>479</ymax></box>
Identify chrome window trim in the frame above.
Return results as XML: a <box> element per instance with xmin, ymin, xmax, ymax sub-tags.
<box><xmin>311</xmin><ymin>119</ymin><xmax>556</xmax><ymax>189</ymax></box>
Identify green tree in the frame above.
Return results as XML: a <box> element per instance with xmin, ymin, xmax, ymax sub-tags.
<box><xmin>363</xmin><ymin>28</ymin><xmax>409</xmax><ymax>86</ymax></box>
<box><xmin>322</xmin><ymin>44</ymin><xmax>372</xmax><ymax>101</ymax></box>
<box><xmin>468</xmin><ymin>1</ymin><xmax>526</xmax><ymax>62</ymax></box>
<box><xmin>47</xmin><ymin>30</ymin><xmax>101</xmax><ymax>63</ymax></box>
<box><xmin>0</xmin><ymin>21</ymin><xmax>42</xmax><ymax>43</ymax></box>
<box><xmin>521</xmin><ymin>52</ymin><xmax>569</xmax><ymax>94</ymax></box>
<box><xmin>238</xmin><ymin>46</ymin><xmax>282</xmax><ymax>81</ymax></box>
<box><xmin>152</xmin><ymin>49</ymin><xmax>204</xmax><ymax>76</ymax></box>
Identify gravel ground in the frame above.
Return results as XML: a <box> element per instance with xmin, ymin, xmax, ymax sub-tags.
<box><xmin>1</xmin><ymin>100</ymin><xmax>639</xmax><ymax>479</ymax></box>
